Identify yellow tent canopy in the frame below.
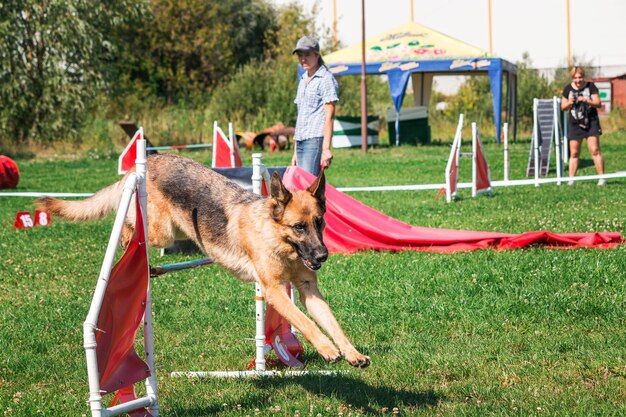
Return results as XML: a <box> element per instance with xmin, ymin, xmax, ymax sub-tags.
<box><xmin>321</xmin><ymin>22</ymin><xmax>517</xmax><ymax>143</ymax></box>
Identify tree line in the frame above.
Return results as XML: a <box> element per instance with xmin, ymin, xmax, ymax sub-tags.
<box><xmin>0</xmin><ymin>0</ymin><xmax>321</xmax><ymax>149</ymax></box>
<box><xmin>0</xmin><ymin>0</ymin><xmax>586</xmax><ymax>152</ymax></box>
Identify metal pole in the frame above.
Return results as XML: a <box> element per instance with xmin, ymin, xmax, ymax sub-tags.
<box><xmin>333</xmin><ymin>0</ymin><xmax>338</xmax><ymax>48</ymax></box>
<box><xmin>566</xmin><ymin>0</ymin><xmax>572</xmax><ymax>67</ymax></box>
<box><xmin>488</xmin><ymin>0</ymin><xmax>493</xmax><ymax>54</ymax></box>
<box><xmin>360</xmin><ymin>0</ymin><xmax>368</xmax><ymax>154</ymax></box>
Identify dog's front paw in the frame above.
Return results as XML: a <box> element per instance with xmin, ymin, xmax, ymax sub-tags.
<box><xmin>318</xmin><ymin>343</ymin><xmax>342</xmax><ymax>363</ymax></box>
<box><xmin>345</xmin><ymin>353</ymin><xmax>370</xmax><ymax>368</ymax></box>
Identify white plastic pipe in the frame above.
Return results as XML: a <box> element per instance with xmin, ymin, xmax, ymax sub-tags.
<box><xmin>336</xmin><ymin>171</ymin><xmax>626</xmax><ymax>193</ymax></box>
<box><xmin>211</xmin><ymin>121</ymin><xmax>218</xmax><ymax>168</ymax></box>
<box><xmin>533</xmin><ymin>98</ymin><xmax>540</xmax><ymax>187</ymax></box>
<box><xmin>84</xmin><ymin>132</ymin><xmax>158</xmax><ymax>417</ymax></box>
<box><xmin>0</xmin><ymin>192</ymin><xmax>94</xmax><ymax>198</ymax></box>
<box><xmin>444</xmin><ymin>114</ymin><xmax>463</xmax><ymax>202</ymax></box>
<box><xmin>229</xmin><ymin>122</ymin><xmax>236</xmax><ymax>168</ymax></box>
<box><xmin>503</xmin><ymin>122</ymin><xmax>509</xmax><ymax>182</ymax></box>
<box><xmin>553</xmin><ymin>96</ymin><xmax>563</xmax><ymax>186</ymax></box>
<box><xmin>170</xmin><ymin>370</ymin><xmax>347</xmax><ymax>378</ymax></box>
<box><xmin>84</xmin><ymin>173</ymin><xmax>138</xmax><ymax>417</ymax></box>
<box><xmin>471</xmin><ymin>122</ymin><xmax>478</xmax><ymax>197</ymax></box>
<box><xmin>251</xmin><ymin>153</ymin><xmax>267</xmax><ymax>372</ymax></box>
<box><xmin>562</xmin><ymin>110</ymin><xmax>569</xmax><ymax>162</ymax></box>
<box><xmin>135</xmin><ymin>138</ymin><xmax>159</xmax><ymax>417</ymax></box>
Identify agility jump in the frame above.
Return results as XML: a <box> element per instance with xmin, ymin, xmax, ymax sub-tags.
<box><xmin>82</xmin><ymin>131</ymin><xmax>158</xmax><ymax>417</ymax></box>
<box><xmin>443</xmin><ymin>114</ymin><xmax>493</xmax><ymax>202</ymax></box>
<box><xmin>79</xmin><ymin>136</ymin><xmax>303</xmax><ymax>417</ymax></box>
<box><xmin>119</xmin><ymin>121</ymin><xmax>242</xmax><ymax>175</ymax></box>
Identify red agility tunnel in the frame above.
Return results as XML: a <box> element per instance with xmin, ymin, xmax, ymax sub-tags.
<box><xmin>281</xmin><ymin>167</ymin><xmax>623</xmax><ymax>254</ymax></box>
<box><xmin>0</xmin><ymin>156</ymin><xmax>20</xmax><ymax>189</ymax></box>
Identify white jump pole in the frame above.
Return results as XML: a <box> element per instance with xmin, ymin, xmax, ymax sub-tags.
<box><xmin>136</xmin><ymin>138</ymin><xmax>159</xmax><ymax>417</ymax></box>
<box><xmin>83</xmin><ymin>132</ymin><xmax>158</xmax><ymax>417</ymax></box>
<box><xmin>251</xmin><ymin>153</ymin><xmax>267</xmax><ymax>372</ymax></box>
<box><xmin>503</xmin><ymin>122</ymin><xmax>509</xmax><ymax>182</ymax></box>
<box><xmin>229</xmin><ymin>122</ymin><xmax>236</xmax><ymax>168</ymax></box>
<box><xmin>553</xmin><ymin>96</ymin><xmax>563</xmax><ymax>186</ymax></box>
<box><xmin>444</xmin><ymin>114</ymin><xmax>463</xmax><ymax>203</ymax></box>
<box><xmin>562</xmin><ymin>109</ymin><xmax>569</xmax><ymax>163</ymax></box>
<box><xmin>533</xmin><ymin>98</ymin><xmax>540</xmax><ymax>187</ymax></box>
<box><xmin>471</xmin><ymin>122</ymin><xmax>478</xmax><ymax>197</ymax></box>
<box><xmin>84</xmin><ymin>173</ymin><xmax>139</xmax><ymax>417</ymax></box>
<box><xmin>211</xmin><ymin>121</ymin><xmax>218</xmax><ymax>168</ymax></box>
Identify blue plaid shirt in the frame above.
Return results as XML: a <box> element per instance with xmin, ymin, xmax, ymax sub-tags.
<box><xmin>294</xmin><ymin>65</ymin><xmax>339</xmax><ymax>141</ymax></box>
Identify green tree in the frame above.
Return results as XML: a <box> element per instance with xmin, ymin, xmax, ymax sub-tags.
<box><xmin>207</xmin><ymin>2</ymin><xmax>318</xmax><ymax>131</ymax></box>
<box><xmin>515</xmin><ymin>52</ymin><xmax>553</xmax><ymax>123</ymax></box>
<box><xmin>129</xmin><ymin>0</ymin><xmax>279</xmax><ymax>101</ymax></box>
<box><xmin>0</xmin><ymin>0</ymin><xmax>147</xmax><ymax>147</ymax></box>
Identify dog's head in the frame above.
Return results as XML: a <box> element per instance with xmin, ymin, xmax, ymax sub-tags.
<box><xmin>269</xmin><ymin>170</ymin><xmax>328</xmax><ymax>271</ymax></box>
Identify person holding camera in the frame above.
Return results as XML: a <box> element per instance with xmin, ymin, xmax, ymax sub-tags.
<box><xmin>561</xmin><ymin>66</ymin><xmax>605</xmax><ymax>186</ymax></box>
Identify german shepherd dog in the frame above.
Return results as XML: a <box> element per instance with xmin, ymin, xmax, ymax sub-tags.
<box><xmin>37</xmin><ymin>153</ymin><xmax>370</xmax><ymax>368</ymax></box>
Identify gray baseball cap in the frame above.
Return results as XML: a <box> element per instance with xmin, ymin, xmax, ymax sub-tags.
<box><xmin>292</xmin><ymin>36</ymin><xmax>320</xmax><ymax>54</ymax></box>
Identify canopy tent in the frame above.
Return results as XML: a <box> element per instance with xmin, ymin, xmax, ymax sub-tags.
<box><xmin>322</xmin><ymin>21</ymin><xmax>517</xmax><ymax>144</ymax></box>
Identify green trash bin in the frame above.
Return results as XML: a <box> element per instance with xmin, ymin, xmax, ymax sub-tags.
<box><xmin>387</xmin><ymin>106</ymin><xmax>431</xmax><ymax>145</ymax></box>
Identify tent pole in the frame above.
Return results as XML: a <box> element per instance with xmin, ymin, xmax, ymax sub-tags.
<box><xmin>360</xmin><ymin>0</ymin><xmax>368</xmax><ymax>154</ymax></box>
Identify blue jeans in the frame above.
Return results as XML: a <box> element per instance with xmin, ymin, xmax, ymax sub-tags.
<box><xmin>295</xmin><ymin>137</ymin><xmax>323</xmax><ymax>176</ymax></box>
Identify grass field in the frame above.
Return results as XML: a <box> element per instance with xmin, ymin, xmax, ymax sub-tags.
<box><xmin>0</xmin><ymin>131</ymin><xmax>625</xmax><ymax>416</ymax></box>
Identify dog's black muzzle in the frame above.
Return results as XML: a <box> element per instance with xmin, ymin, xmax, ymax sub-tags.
<box><xmin>295</xmin><ymin>244</ymin><xmax>328</xmax><ymax>271</ymax></box>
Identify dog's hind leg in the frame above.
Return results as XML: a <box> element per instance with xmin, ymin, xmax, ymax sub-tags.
<box><xmin>294</xmin><ymin>275</ymin><xmax>370</xmax><ymax>368</ymax></box>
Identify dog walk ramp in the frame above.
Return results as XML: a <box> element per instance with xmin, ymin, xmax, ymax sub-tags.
<box><xmin>527</xmin><ymin>99</ymin><xmax>556</xmax><ymax>177</ymax></box>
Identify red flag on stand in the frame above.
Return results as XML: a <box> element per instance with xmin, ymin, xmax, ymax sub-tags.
<box><xmin>96</xmin><ymin>197</ymin><xmax>153</xmax><ymax>416</ymax></box>
<box><xmin>212</xmin><ymin>124</ymin><xmax>242</xmax><ymax>168</ymax></box>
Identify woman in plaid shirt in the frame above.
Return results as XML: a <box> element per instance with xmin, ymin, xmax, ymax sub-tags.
<box><xmin>291</xmin><ymin>36</ymin><xmax>338</xmax><ymax>176</ymax></box>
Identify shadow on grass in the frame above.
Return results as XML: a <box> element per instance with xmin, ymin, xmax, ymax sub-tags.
<box><xmin>169</xmin><ymin>373</ymin><xmax>441</xmax><ymax>416</ymax></box>
<box><xmin>257</xmin><ymin>373</ymin><xmax>440</xmax><ymax>413</ymax></box>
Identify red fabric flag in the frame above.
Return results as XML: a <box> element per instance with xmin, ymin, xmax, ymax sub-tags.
<box><xmin>96</xmin><ymin>197</ymin><xmax>151</xmax><ymax>394</ymax></box>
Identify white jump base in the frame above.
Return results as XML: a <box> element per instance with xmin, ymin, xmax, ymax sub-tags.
<box><xmin>170</xmin><ymin>370</ymin><xmax>348</xmax><ymax>379</ymax></box>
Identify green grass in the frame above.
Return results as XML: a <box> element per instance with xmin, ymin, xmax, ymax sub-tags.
<box><xmin>0</xmin><ymin>131</ymin><xmax>625</xmax><ymax>416</ymax></box>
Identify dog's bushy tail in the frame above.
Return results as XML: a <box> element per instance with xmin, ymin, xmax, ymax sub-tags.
<box><xmin>35</xmin><ymin>180</ymin><xmax>126</xmax><ymax>222</ymax></box>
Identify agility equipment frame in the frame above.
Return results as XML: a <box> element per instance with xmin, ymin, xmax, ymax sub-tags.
<box><xmin>84</xmin><ymin>131</ymin><xmax>159</xmax><ymax>417</ymax></box>
<box><xmin>471</xmin><ymin>122</ymin><xmax>493</xmax><ymax>197</ymax></box>
<box><xmin>443</xmin><ymin>115</ymin><xmax>493</xmax><ymax>201</ymax></box>
<box><xmin>444</xmin><ymin>114</ymin><xmax>464</xmax><ymax>202</ymax></box>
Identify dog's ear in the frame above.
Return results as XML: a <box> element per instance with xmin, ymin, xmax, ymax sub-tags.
<box><xmin>307</xmin><ymin>169</ymin><xmax>326</xmax><ymax>210</ymax></box>
<box><xmin>269</xmin><ymin>171</ymin><xmax>292</xmax><ymax>221</ymax></box>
